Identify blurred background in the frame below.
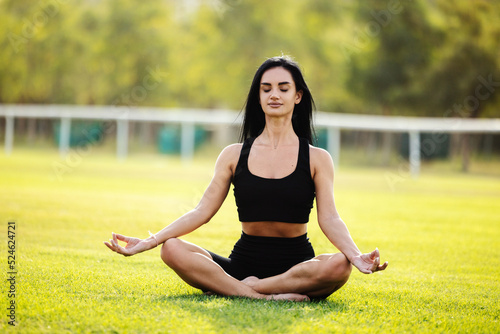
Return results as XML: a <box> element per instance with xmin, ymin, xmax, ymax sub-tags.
<box><xmin>1</xmin><ymin>0</ymin><xmax>499</xmax><ymax>172</ymax></box>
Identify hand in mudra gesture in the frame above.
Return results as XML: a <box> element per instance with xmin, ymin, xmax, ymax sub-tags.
<box><xmin>350</xmin><ymin>248</ymin><xmax>388</xmax><ymax>274</ymax></box>
<box><xmin>104</xmin><ymin>233</ymin><xmax>148</xmax><ymax>257</ymax></box>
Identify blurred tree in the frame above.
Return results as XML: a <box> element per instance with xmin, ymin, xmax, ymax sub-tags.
<box><xmin>420</xmin><ymin>0</ymin><xmax>500</xmax><ymax>119</ymax></box>
<box><xmin>346</xmin><ymin>0</ymin><xmax>442</xmax><ymax>116</ymax></box>
<box><xmin>0</xmin><ymin>0</ymin><xmax>76</xmax><ymax>103</ymax></box>
<box><xmin>419</xmin><ymin>0</ymin><xmax>500</xmax><ymax>170</ymax></box>
<box><xmin>294</xmin><ymin>0</ymin><xmax>350</xmax><ymax>112</ymax></box>
<box><xmin>0</xmin><ymin>0</ymin><xmax>498</xmax><ymax>123</ymax></box>
<box><xmin>101</xmin><ymin>0</ymin><xmax>171</xmax><ymax>107</ymax></box>
<box><xmin>344</xmin><ymin>0</ymin><xmax>500</xmax><ymax>170</ymax></box>
<box><xmin>166</xmin><ymin>3</ymin><xmax>231</xmax><ymax>108</ymax></box>
<box><xmin>344</xmin><ymin>0</ymin><xmax>442</xmax><ymax>165</ymax></box>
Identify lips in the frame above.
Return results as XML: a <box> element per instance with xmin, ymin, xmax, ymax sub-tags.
<box><xmin>268</xmin><ymin>103</ymin><xmax>282</xmax><ymax>107</ymax></box>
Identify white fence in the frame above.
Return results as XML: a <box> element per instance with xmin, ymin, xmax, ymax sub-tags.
<box><xmin>1</xmin><ymin>104</ymin><xmax>500</xmax><ymax>177</ymax></box>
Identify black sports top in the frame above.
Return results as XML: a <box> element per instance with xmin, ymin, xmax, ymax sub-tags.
<box><xmin>232</xmin><ymin>137</ymin><xmax>316</xmax><ymax>224</ymax></box>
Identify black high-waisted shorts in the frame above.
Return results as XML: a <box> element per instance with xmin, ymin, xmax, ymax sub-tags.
<box><xmin>207</xmin><ymin>232</ymin><xmax>315</xmax><ymax>280</ymax></box>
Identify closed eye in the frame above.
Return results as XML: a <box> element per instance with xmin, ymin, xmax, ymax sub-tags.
<box><xmin>262</xmin><ymin>89</ymin><xmax>289</xmax><ymax>93</ymax></box>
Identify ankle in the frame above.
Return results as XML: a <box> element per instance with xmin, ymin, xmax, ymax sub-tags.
<box><xmin>241</xmin><ymin>276</ymin><xmax>260</xmax><ymax>289</ymax></box>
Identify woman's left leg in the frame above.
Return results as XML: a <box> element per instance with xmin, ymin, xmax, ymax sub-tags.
<box><xmin>242</xmin><ymin>253</ymin><xmax>352</xmax><ymax>299</ymax></box>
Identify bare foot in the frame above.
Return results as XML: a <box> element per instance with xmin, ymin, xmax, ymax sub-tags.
<box><xmin>267</xmin><ymin>293</ymin><xmax>310</xmax><ymax>302</ymax></box>
<box><xmin>242</xmin><ymin>277</ymin><xmax>309</xmax><ymax>302</ymax></box>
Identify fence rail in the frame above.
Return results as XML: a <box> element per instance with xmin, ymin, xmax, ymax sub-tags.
<box><xmin>1</xmin><ymin>104</ymin><xmax>500</xmax><ymax>177</ymax></box>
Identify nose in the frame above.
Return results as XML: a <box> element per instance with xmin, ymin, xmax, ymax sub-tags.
<box><xmin>270</xmin><ymin>89</ymin><xmax>279</xmax><ymax>99</ymax></box>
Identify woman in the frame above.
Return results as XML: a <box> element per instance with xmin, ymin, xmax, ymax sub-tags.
<box><xmin>104</xmin><ymin>56</ymin><xmax>388</xmax><ymax>301</ymax></box>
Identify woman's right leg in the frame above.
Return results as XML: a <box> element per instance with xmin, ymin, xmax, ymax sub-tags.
<box><xmin>160</xmin><ymin>238</ymin><xmax>309</xmax><ymax>301</ymax></box>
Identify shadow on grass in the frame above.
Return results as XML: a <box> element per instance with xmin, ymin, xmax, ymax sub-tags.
<box><xmin>153</xmin><ymin>293</ymin><xmax>349</xmax><ymax>332</ymax></box>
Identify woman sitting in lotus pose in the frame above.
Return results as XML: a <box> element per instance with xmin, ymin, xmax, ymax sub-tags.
<box><xmin>105</xmin><ymin>56</ymin><xmax>388</xmax><ymax>301</ymax></box>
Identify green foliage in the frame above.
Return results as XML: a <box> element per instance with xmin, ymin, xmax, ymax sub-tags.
<box><xmin>1</xmin><ymin>149</ymin><xmax>500</xmax><ymax>333</ymax></box>
<box><xmin>346</xmin><ymin>0</ymin><xmax>500</xmax><ymax>117</ymax></box>
<box><xmin>347</xmin><ymin>0</ymin><xmax>441</xmax><ymax>114</ymax></box>
<box><xmin>0</xmin><ymin>0</ymin><xmax>499</xmax><ymax>116</ymax></box>
<box><xmin>416</xmin><ymin>0</ymin><xmax>500</xmax><ymax>118</ymax></box>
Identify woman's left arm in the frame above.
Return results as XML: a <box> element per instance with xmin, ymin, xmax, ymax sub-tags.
<box><xmin>311</xmin><ymin>147</ymin><xmax>388</xmax><ymax>274</ymax></box>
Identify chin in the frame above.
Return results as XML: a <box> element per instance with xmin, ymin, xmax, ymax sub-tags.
<box><xmin>263</xmin><ymin>108</ymin><xmax>292</xmax><ymax>117</ymax></box>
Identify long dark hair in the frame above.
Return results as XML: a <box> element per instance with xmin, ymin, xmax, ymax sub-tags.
<box><xmin>239</xmin><ymin>56</ymin><xmax>316</xmax><ymax>144</ymax></box>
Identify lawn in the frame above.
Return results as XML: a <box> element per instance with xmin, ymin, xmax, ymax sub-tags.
<box><xmin>1</xmin><ymin>147</ymin><xmax>499</xmax><ymax>333</ymax></box>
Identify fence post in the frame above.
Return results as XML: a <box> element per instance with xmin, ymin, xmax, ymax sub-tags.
<box><xmin>117</xmin><ymin>119</ymin><xmax>129</xmax><ymax>160</ymax></box>
<box><xmin>59</xmin><ymin>117</ymin><xmax>71</xmax><ymax>157</ymax></box>
<box><xmin>5</xmin><ymin>115</ymin><xmax>14</xmax><ymax>156</ymax></box>
<box><xmin>327</xmin><ymin>127</ymin><xmax>341</xmax><ymax>168</ymax></box>
<box><xmin>409</xmin><ymin>131</ymin><xmax>420</xmax><ymax>178</ymax></box>
<box><xmin>181</xmin><ymin>122</ymin><xmax>195</xmax><ymax>164</ymax></box>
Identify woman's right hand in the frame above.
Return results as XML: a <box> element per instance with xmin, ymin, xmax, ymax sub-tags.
<box><xmin>104</xmin><ymin>233</ymin><xmax>151</xmax><ymax>257</ymax></box>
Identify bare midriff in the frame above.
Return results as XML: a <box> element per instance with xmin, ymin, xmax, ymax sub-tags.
<box><xmin>241</xmin><ymin>221</ymin><xmax>307</xmax><ymax>238</ymax></box>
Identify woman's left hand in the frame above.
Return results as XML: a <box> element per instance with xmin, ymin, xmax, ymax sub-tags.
<box><xmin>350</xmin><ymin>248</ymin><xmax>388</xmax><ymax>274</ymax></box>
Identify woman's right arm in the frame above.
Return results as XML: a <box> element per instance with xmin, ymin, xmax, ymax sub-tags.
<box><xmin>104</xmin><ymin>144</ymin><xmax>241</xmax><ymax>256</ymax></box>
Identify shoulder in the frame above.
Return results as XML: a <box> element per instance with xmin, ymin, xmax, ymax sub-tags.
<box><xmin>309</xmin><ymin>145</ymin><xmax>334</xmax><ymax>166</ymax></box>
<box><xmin>219</xmin><ymin>143</ymin><xmax>243</xmax><ymax>160</ymax></box>
<box><xmin>215</xmin><ymin>143</ymin><xmax>243</xmax><ymax>174</ymax></box>
<box><xmin>309</xmin><ymin>145</ymin><xmax>334</xmax><ymax>178</ymax></box>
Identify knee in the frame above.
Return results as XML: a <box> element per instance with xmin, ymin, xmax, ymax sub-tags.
<box><xmin>160</xmin><ymin>238</ymin><xmax>182</xmax><ymax>267</ymax></box>
<box><xmin>317</xmin><ymin>253</ymin><xmax>352</xmax><ymax>284</ymax></box>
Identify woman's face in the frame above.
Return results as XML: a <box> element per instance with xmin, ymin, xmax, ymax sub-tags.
<box><xmin>259</xmin><ymin>67</ymin><xmax>303</xmax><ymax>118</ymax></box>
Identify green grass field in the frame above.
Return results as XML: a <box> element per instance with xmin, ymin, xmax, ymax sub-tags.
<box><xmin>1</xmin><ymin>147</ymin><xmax>499</xmax><ymax>333</ymax></box>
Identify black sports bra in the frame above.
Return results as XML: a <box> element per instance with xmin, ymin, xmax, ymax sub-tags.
<box><xmin>232</xmin><ymin>137</ymin><xmax>316</xmax><ymax>224</ymax></box>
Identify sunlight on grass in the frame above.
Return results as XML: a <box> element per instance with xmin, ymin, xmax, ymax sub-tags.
<box><xmin>1</xmin><ymin>149</ymin><xmax>499</xmax><ymax>333</ymax></box>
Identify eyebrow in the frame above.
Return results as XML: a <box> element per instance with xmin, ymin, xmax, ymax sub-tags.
<box><xmin>260</xmin><ymin>81</ymin><xmax>292</xmax><ymax>86</ymax></box>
